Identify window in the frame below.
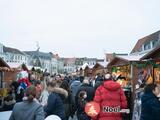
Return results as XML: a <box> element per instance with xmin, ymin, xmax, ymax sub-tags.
<box><xmin>152</xmin><ymin>40</ymin><xmax>158</xmax><ymax>48</ymax></box>
<box><xmin>144</xmin><ymin>42</ymin><xmax>151</xmax><ymax>50</ymax></box>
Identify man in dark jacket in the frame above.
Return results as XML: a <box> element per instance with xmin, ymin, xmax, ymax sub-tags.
<box><xmin>140</xmin><ymin>84</ymin><xmax>160</xmax><ymax>120</ymax></box>
<box><xmin>44</xmin><ymin>81</ymin><xmax>67</xmax><ymax>120</ymax></box>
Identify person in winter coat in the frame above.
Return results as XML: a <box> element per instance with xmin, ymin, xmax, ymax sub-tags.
<box><xmin>70</xmin><ymin>77</ymin><xmax>81</xmax><ymax>104</ymax></box>
<box><xmin>2</xmin><ymin>95</ymin><xmax>16</xmax><ymax>111</ymax></box>
<box><xmin>60</xmin><ymin>80</ymin><xmax>74</xmax><ymax>120</ymax></box>
<box><xmin>93</xmin><ymin>73</ymin><xmax>127</xmax><ymax>120</ymax></box>
<box><xmin>9</xmin><ymin>85</ymin><xmax>45</xmax><ymax>120</ymax></box>
<box><xmin>140</xmin><ymin>84</ymin><xmax>160</xmax><ymax>120</ymax></box>
<box><xmin>44</xmin><ymin>80</ymin><xmax>67</xmax><ymax>120</ymax></box>
<box><xmin>75</xmin><ymin>77</ymin><xmax>95</xmax><ymax>120</ymax></box>
<box><xmin>10</xmin><ymin>81</ymin><xmax>24</xmax><ymax>102</ymax></box>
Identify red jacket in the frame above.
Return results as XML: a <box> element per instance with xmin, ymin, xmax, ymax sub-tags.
<box><xmin>93</xmin><ymin>80</ymin><xmax>127</xmax><ymax>120</ymax></box>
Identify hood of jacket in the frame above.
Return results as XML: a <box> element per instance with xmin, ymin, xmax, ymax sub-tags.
<box><xmin>4</xmin><ymin>99</ymin><xmax>16</xmax><ymax>105</ymax></box>
<box><xmin>51</xmin><ymin>87</ymin><xmax>68</xmax><ymax>98</ymax></box>
<box><xmin>103</xmin><ymin>80</ymin><xmax>121</xmax><ymax>91</ymax></box>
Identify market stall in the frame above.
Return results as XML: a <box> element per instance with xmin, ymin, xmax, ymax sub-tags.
<box><xmin>107</xmin><ymin>55</ymin><xmax>145</xmax><ymax>119</ymax></box>
<box><xmin>92</xmin><ymin>63</ymin><xmax>107</xmax><ymax>76</ymax></box>
<box><xmin>0</xmin><ymin>58</ymin><xmax>10</xmax><ymax>88</ymax></box>
<box><xmin>141</xmin><ymin>45</ymin><xmax>160</xmax><ymax>84</ymax></box>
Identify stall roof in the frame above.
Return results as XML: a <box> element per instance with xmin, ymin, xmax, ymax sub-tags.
<box><xmin>0</xmin><ymin>58</ymin><xmax>9</xmax><ymax>68</ymax></box>
<box><xmin>97</xmin><ymin>61</ymin><xmax>109</xmax><ymax>67</ymax></box>
<box><xmin>7</xmin><ymin>62</ymin><xmax>22</xmax><ymax>69</ymax></box>
<box><xmin>107</xmin><ymin>54</ymin><xmax>144</xmax><ymax>67</ymax></box>
<box><xmin>82</xmin><ymin>63</ymin><xmax>89</xmax><ymax>70</ymax></box>
<box><xmin>117</xmin><ymin>54</ymin><xmax>144</xmax><ymax>61</ymax></box>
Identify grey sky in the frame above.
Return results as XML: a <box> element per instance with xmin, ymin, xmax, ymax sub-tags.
<box><xmin>0</xmin><ymin>0</ymin><xmax>160</xmax><ymax>58</ymax></box>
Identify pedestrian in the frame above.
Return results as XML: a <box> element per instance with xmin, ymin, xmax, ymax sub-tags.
<box><xmin>9</xmin><ymin>85</ymin><xmax>45</xmax><ymax>120</ymax></box>
<box><xmin>10</xmin><ymin>81</ymin><xmax>24</xmax><ymax>102</ymax></box>
<box><xmin>2</xmin><ymin>95</ymin><xmax>16</xmax><ymax>111</ymax></box>
<box><xmin>140</xmin><ymin>84</ymin><xmax>160</xmax><ymax>120</ymax></box>
<box><xmin>44</xmin><ymin>80</ymin><xmax>66</xmax><ymax>120</ymax></box>
<box><xmin>92</xmin><ymin>73</ymin><xmax>127</xmax><ymax>120</ymax></box>
<box><xmin>60</xmin><ymin>80</ymin><xmax>74</xmax><ymax>120</ymax></box>
<box><xmin>70</xmin><ymin>77</ymin><xmax>81</xmax><ymax>105</ymax></box>
<box><xmin>75</xmin><ymin>77</ymin><xmax>95</xmax><ymax>120</ymax></box>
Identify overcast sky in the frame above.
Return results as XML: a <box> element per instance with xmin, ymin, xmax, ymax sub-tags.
<box><xmin>0</xmin><ymin>0</ymin><xmax>160</xmax><ymax>58</ymax></box>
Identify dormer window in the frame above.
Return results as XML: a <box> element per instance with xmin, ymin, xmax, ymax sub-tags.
<box><xmin>152</xmin><ymin>40</ymin><xmax>158</xmax><ymax>48</ymax></box>
<box><xmin>144</xmin><ymin>42</ymin><xmax>151</xmax><ymax>50</ymax></box>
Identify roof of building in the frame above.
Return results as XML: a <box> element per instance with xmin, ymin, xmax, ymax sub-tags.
<box><xmin>97</xmin><ymin>61</ymin><xmax>109</xmax><ymax>67</ymax></box>
<box><xmin>117</xmin><ymin>54</ymin><xmax>144</xmax><ymax>61</ymax></box>
<box><xmin>24</xmin><ymin>51</ymin><xmax>52</xmax><ymax>60</ymax></box>
<box><xmin>62</xmin><ymin>58</ymin><xmax>76</xmax><ymax>65</ymax></box>
<box><xmin>0</xmin><ymin>57</ymin><xmax>10</xmax><ymax>67</ymax></box>
<box><xmin>107</xmin><ymin>54</ymin><xmax>145</xmax><ymax>67</ymax></box>
<box><xmin>131</xmin><ymin>30</ymin><xmax>160</xmax><ymax>53</ymax></box>
<box><xmin>3</xmin><ymin>46</ymin><xmax>25</xmax><ymax>55</ymax></box>
<box><xmin>7</xmin><ymin>62</ymin><xmax>22</xmax><ymax>69</ymax></box>
<box><xmin>140</xmin><ymin>45</ymin><xmax>160</xmax><ymax>60</ymax></box>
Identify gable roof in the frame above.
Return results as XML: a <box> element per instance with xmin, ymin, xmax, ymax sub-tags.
<box><xmin>62</xmin><ymin>58</ymin><xmax>76</xmax><ymax>65</ymax></box>
<box><xmin>131</xmin><ymin>30</ymin><xmax>160</xmax><ymax>53</ymax></box>
<box><xmin>0</xmin><ymin>57</ymin><xmax>10</xmax><ymax>67</ymax></box>
<box><xmin>3</xmin><ymin>46</ymin><xmax>25</xmax><ymax>55</ymax></box>
<box><xmin>107</xmin><ymin>54</ymin><xmax>144</xmax><ymax>67</ymax></box>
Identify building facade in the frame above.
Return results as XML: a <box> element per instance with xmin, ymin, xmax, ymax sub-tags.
<box><xmin>3</xmin><ymin>46</ymin><xmax>28</xmax><ymax>65</ymax></box>
<box><xmin>24</xmin><ymin>51</ymin><xmax>59</xmax><ymax>74</ymax></box>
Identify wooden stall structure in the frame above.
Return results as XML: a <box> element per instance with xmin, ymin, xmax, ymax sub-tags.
<box><xmin>141</xmin><ymin>45</ymin><xmax>160</xmax><ymax>84</ymax></box>
<box><xmin>83</xmin><ymin>66</ymin><xmax>92</xmax><ymax>77</ymax></box>
<box><xmin>0</xmin><ymin>58</ymin><xmax>10</xmax><ymax>88</ymax></box>
<box><xmin>92</xmin><ymin>63</ymin><xmax>107</xmax><ymax>76</ymax></box>
<box><xmin>107</xmin><ymin>55</ymin><xmax>148</xmax><ymax>119</ymax></box>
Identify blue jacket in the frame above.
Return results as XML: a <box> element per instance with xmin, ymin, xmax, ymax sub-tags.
<box><xmin>44</xmin><ymin>88</ymin><xmax>67</xmax><ymax>120</ymax></box>
<box><xmin>140</xmin><ymin>92</ymin><xmax>160</xmax><ymax>120</ymax></box>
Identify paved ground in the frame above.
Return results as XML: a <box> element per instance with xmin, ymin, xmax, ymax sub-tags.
<box><xmin>0</xmin><ymin>111</ymin><xmax>12</xmax><ymax>120</ymax></box>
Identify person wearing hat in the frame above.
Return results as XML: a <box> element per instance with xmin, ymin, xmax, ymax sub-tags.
<box><xmin>9</xmin><ymin>86</ymin><xmax>45</xmax><ymax>120</ymax></box>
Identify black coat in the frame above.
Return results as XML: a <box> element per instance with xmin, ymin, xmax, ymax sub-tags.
<box><xmin>140</xmin><ymin>92</ymin><xmax>160</xmax><ymax>120</ymax></box>
<box><xmin>44</xmin><ymin>88</ymin><xmax>67</xmax><ymax>120</ymax></box>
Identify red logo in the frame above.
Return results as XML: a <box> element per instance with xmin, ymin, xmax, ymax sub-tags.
<box><xmin>85</xmin><ymin>101</ymin><xmax>100</xmax><ymax>117</ymax></box>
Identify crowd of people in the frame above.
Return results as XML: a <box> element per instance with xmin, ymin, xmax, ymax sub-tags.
<box><xmin>1</xmin><ymin>65</ymin><xmax>160</xmax><ymax>120</ymax></box>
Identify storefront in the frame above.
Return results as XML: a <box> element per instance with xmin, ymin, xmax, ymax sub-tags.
<box><xmin>141</xmin><ymin>45</ymin><xmax>160</xmax><ymax>84</ymax></box>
